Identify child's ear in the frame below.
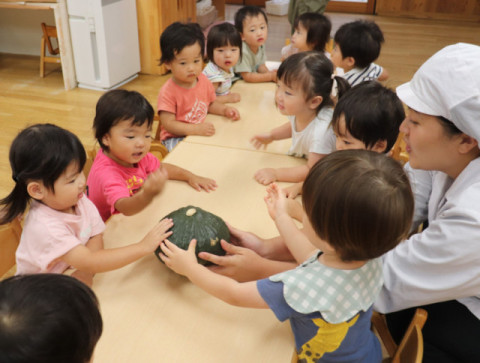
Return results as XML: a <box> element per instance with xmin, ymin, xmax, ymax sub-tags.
<box><xmin>27</xmin><ymin>181</ymin><xmax>45</xmax><ymax>200</ymax></box>
<box><xmin>101</xmin><ymin>134</ymin><xmax>111</xmax><ymax>148</ymax></box>
<box><xmin>308</xmin><ymin>95</ymin><xmax>323</xmax><ymax>110</ymax></box>
<box><xmin>344</xmin><ymin>56</ymin><xmax>355</xmax><ymax>68</ymax></box>
<box><xmin>371</xmin><ymin>139</ymin><xmax>387</xmax><ymax>153</ymax></box>
<box><xmin>164</xmin><ymin>61</ymin><xmax>172</xmax><ymax>71</ymax></box>
<box><xmin>240</xmin><ymin>32</ymin><xmax>245</xmax><ymax>41</ymax></box>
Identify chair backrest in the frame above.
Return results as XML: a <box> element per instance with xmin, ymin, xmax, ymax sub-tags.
<box><xmin>390</xmin><ymin>132</ymin><xmax>409</xmax><ymax>165</ymax></box>
<box><xmin>0</xmin><ymin>218</ymin><xmax>22</xmax><ymax>279</ymax></box>
<box><xmin>41</xmin><ymin>22</ymin><xmax>59</xmax><ymax>55</ymax></box>
<box><xmin>371</xmin><ymin>308</ymin><xmax>428</xmax><ymax>363</ymax></box>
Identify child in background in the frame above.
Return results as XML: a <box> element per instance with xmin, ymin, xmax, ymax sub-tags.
<box><xmin>158</xmin><ymin>22</ymin><xmax>240</xmax><ymax>151</ymax></box>
<box><xmin>234</xmin><ymin>6</ymin><xmax>277</xmax><ymax>83</ymax></box>
<box><xmin>0</xmin><ymin>124</ymin><xmax>173</xmax><ymax>285</ymax></box>
<box><xmin>331</xmin><ymin>20</ymin><xmax>389</xmax><ymax>86</ymax></box>
<box><xmin>88</xmin><ymin>89</ymin><xmax>217</xmax><ymax>222</ymax></box>
<box><xmin>251</xmin><ymin>51</ymin><xmax>349</xmax><ymax>185</ymax></box>
<box><xmin>203</xmin><ymin>22</ymin><xmax>242</xmax><ymax>104</ymax></box>
<box><xmin>0</xmin><ymin>274</ymin><xmax>102</xmax><ymax>363</ymax></box>
<box><xmin>160</xmin><ymin>150</ymin><xmax>414</xmax><ymax>362</ymax></box>
<box><xmin>281</xmin><ymin>12</ymin><xmax>332</xmax><ymax>61</ymax></box>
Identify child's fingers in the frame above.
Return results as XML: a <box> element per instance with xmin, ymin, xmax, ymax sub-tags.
<box><xmin>188</xmin><ymin>239</ymin><xmax>197</xmax><ymax>252</ymax></box>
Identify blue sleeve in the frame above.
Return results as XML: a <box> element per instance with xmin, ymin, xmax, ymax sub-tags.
<box><xmin>257</xmin><ymin>278</ymin><xmax>297</xmax><ymax>322</ymax></box>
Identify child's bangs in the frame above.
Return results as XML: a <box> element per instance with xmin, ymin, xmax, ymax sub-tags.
<box><xmin>280</xmin><ymin>68</ymin><xmax>312</xmax><ymax>98</ymax></box>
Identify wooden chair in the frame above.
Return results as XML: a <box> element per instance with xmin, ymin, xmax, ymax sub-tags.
<box><xmin>83</xmin><ymin>145</ymin><xmax>99</xmax><ymax>178</ymax></box>
<box><xmin>40</xmin><ymin>22</ymin><xmax>61</xmax><ymax>77</ymax></box>
<box><xmin>391</xmin><ymin>132</ymin><xmax>409</xmax><ymax>165</ymax></box>
<box><xmin>371</xmin><ymin>308</ymin><xmax>428</xmax><ymax>363</ymax></box>
<box><xmin>0</xmin><ymin>218</ymin><xmax>22</xmax><ymax>280</ymax></box>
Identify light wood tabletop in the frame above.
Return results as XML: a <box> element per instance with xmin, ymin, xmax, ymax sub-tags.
<box><xmin>92</xmin><ymin>142</ymin><xmax>305</xmax><ymax>362</ymax></box>
<box><xmin>185</xmin><ymin>81</ymin><xmax>293</xmax><ymax>155</ymax></box>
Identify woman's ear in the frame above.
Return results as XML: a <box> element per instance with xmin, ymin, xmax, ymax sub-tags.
<box><xmin>27</xmin><ymin>181</ymin><xmax>45</xmax><ymax>200</ymax></box>
<box><xmin>457</xmin><ymin>134</ymin><xmax>479</xmax><ymax>154</ymax></box>
<box><xmin>309</xmin><ymin>95</ymin><xmax>323</xmax><ymax>110</ymax></box>
<box><xmin>371</xmin><ymin>139</ymin><xmax>387</xmax><ymax>153</ymax></box>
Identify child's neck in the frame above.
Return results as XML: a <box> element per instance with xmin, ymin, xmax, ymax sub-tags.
<box><xmin>104</xmin><ymin>150</ymin><xmax>134</xmax><ymax>168</ymax></box>
<box><xmin>295</xmin><ymin>110</ymin><xmax>317</xmax><ymax>131</ymax></box>
<box><xmin>318</xmin><ymin>252</ymin><xmax>367</xmax><ymax>270</ymax></box>
<box><xmin>171</xmin><ymin>76</ymin><xmax>197</xmax><ymax>89</ymax></box>
<box><xmin>246</xmin><ymin>42</ymin><xmax>259</xmax><ymax>54</ymax></box>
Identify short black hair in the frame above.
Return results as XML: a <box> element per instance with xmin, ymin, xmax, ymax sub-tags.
<box><xmin>93</xmin><ymin>89</ymin><xmax>154</xmax><ymax>151</ymax></box>
<box><xmin>206</xmin><ymin>22</ymin><xmax>242</xmax><ymax>62</ymax></box>
<box><xmin>234</xmin><ymin>5</ymin><xmax>268</xmax><ymax>33</ymax></box>
<box><xmin>334</xmin><ymin>20</ymin><xmax>384</xmax><ymax>68</ymax></box>
<box><xmin>331</xmin><ymin>81</ymin><xmax>405</xmax><ymax>153</ymax></box>
<box><xmin>294</xmin><ymin>13</ymin><xmax>331</xmax><ymax>52</ymax></box>
<box><xmin>0</xmin><ymin>274</ymin><xmax>103</xmax><ymax>363</ymax></box>
<box><xmin>159</xmin><ymin>22</ymin><xmax>205</xmax><ymax>65</ymax></box>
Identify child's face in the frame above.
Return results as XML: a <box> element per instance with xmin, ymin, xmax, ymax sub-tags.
<box><xmin>41</xmin><ymin>162</ymin><xmax>86</xmax><ymax>214</ymax></box>
<box><xmin>275</xmin><ymin>79</ymin><xmax>316</xmax><ymax>117</ymax></box>
<box><xmin>334</xmin><ymin>114</ymin><xmax>386</xmax><ymax>152</ymax></box>
<box><xmin>241</xmin><ymin>14</ymin><xmax>268</xmax><ymax>50</ymax></box>
<box><xmin>165</xmin><ymin>42</ymin><xmax>203</xmax><ymax>88</ymax></box>
<box><xmin>213</xmin><ymin>43</ymin><xmax>240</xmax><ymax>72</ymax></box>
<box><xmin>102</xmin><ymin>118</ymin><xmax>152</xmax><ymax>167</ymax></box>
<box><xmin>291</xmin><ymin>23</ymin><xmax>309</xmax><ymax>51</ymax></box>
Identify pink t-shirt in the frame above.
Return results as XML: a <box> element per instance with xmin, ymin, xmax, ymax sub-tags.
<box><xmin>16</xmin><ymin>197</ymin><xmax>105</xmax><ymax>275</ymax></box>
<box><xmin>86</xmin><ymin>150</ymin><xmax>160</xmax><ymax>221</ymax></box>
<box><xmin>157</xmin><ymin>73</ymin><xmax>216</xmax><ymax>141</ymax></box>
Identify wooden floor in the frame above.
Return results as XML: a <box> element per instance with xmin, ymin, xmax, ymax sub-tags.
<box><xmin>0</xmin><ymin>6</ymin><xmax>479</xmax><ymax>198</ymax></box>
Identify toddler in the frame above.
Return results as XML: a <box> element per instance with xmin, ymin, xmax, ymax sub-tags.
<box><xmin>0</xmin><ymin>124</ymin><xmax>173</xmax><ymax>284</ymax></box>
<box><xmin>203</xmin><ymin>22</ymin><xmax>242</xmax><ymax>103</ymax></box>
<box><xmin>281</xmin><ymin>12</ymin><xmax>331</xmax><ymax>61</ymax></box>
<box><xmin>0</xmin><ymin>274</ymin><xmax>102</xmax><ymax>363</ymax></box>
<box><xmin>87</xmin><ymin>89</ymin><xmax>218</xmax><ymax>222</ymax></box>
<box><xmin>158</xmin><ymin>22</ymin><xmax>240</xmax><ymax>151</ymax></box>
<box><xmin>251</xmin><ymin>51</ymin><xmax>349</xmax><ymax>185</ymax></box>
<box><xmin>331</xmin><ymin>20</ymin><xmax>389</xmax><ymax>86</ymax></box>
<box><xmin>160</xmin><ymin>150</ymin><xmax>414</xmax><ymax>362</ymax></box>
<box><xmin>233</xmin><ymin>6</ymin><xmax>276</xmax><ymax>83</ymax></box>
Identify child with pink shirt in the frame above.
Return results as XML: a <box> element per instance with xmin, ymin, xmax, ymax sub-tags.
<box><xmin>0</xmin><ymin>124</ymin><xmax>173</xmax><ymax>286</ymax></box>
<box><xmin>87</xmin><ymin>89</ymin><xmax>217</xmax><ymax>222</ymax></box>
<box><xmin>158</xmin><ymin>22</ymin><xmax>240</xmax><ymax>151</ymax></box>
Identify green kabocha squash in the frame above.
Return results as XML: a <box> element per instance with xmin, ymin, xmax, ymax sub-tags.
<box><xmin>155</xmin><ymin>206</ymin><xmax>229</xmax><ymax>266</ymax></box>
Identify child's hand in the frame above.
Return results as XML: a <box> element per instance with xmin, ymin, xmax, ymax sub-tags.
<box><xmin>143</xmin><ymin>165</ymin><xmax>168</xmax><ymax>198</ymax></box>
<box><xmin>195</xmin><ymin>122</ymin><xmax>216</xmax><ymax>136</ymax></box>
<box><xmin>270</xmin><ymin>70</ymin><xmax>277</xmax><ymax>82</ymax></box>
<box><xmin>264</xmin><ymin>183</ymin><xmax>288</xmax><ymax>221</ymax></box>
<box><xmin>254</xmin><ymin>168</ymin><xmax>277</xmax><ymax>185</ymax></box>
<box><xmin>224</xmin><ymin>106</ymin><xmax>240</xmax><ymax>121</ymax></box>
<box><xmin>250</xmin><ymin>133</ymin><xmax>273</xmax><ymax>149</ymax></box>
<box><xmin>188</xmin><ymin>174</ymin><xmax>218</xmax><ymax>192</ymax></box>
<box><xmin>159</xmin><ymin>239</ymin><xmax>199</xmax><ymax>276</ymax></box>
<box><xmin>284</xmin><ymin>182</ymin><xmax>302</xmax><ymax>199</ymax></box>
<box><xmin>139</xmin><ymin>218</ymin><xmax>174</xmax><ymax>253</ymax></box>
<box><xmin>228</xmin><ymin>92</ymin><xmax>241</xmax><ymax>103</ymax></box>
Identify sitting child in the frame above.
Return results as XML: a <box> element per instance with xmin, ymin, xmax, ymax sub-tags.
<box><xmin>203</xmin><ymin>22</ymin><xmax>242</xmax><ymax>104</ymax></box>
<box><xmin>88</xmin><ymin>89</ymin><xmax>218</xmax><ymax>222</ymax></box>
<box><xmin>233</xmin><ymin>6</ymin><xmax>277</xmax><ymax>83</ymax></box>
<box><xmin>159</xmin><ymin>150</ymin><xmax>414</xmax><ymax>362</ymax></box>
<box><xmin>281</xmin><ymin>12</ymin><xmax>332</xmax><ymax>61</ymax></box>
<box><xmin>157</xmin><ymin>22</ymin><xmax>240</xmax><ymax>151</ymax></box>
<box><xmin>0</xmin><ymin>124</ymin><xmax>173</xmax><ymax>285</ymax></box>
<box><xmin>331</xmin><ymin>20</ymin><xmax>389</xmax><ymax>86</ymax></box>
<box><xmin>0</xmin><ymin>274</ymin><xmax>103</xmax><ymax>363</ymax></box>
<box><xmin>251</xmin><ymin>51</ymin><xmax>349</xmax><ymax>185</ymax></box>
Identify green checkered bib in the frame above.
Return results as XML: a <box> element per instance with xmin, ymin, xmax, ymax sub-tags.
<box><xmin>270</xmin><ymin>252</ymin><xmax>383</xmax><ymax>324</ymax></box>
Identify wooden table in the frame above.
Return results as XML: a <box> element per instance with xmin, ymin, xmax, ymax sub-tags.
<box><xmin>186</xmin><ymin>81</ymin><xmax>293</xmax><ymax>155</ymax></box>
<box><xmin>92</xmin><ymin>142</ymin><xmax>304</xmax><ymax>362</ymax></box>
<box><xmin>0</xmin><ymin>0</ymin><xmax>76</xmax><ymax>90</ymax></box>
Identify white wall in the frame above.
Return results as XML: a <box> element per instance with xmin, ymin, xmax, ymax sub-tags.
<box><xmin>0</xmin><ymin>8</ymin><xmax>56</xmax><ymax>56</ymax></box>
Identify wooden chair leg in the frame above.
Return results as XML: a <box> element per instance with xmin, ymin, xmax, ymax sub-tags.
<box><xmin>40</xmin><ymin>36</ymin><xmax>45</xmax><ymax>78</ymax></box>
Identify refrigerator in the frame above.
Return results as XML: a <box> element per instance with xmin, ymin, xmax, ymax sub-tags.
<box><xmin>67</xmin><ymin>0</ymin><xmax>141</xmax><ymax>90</ymax></box>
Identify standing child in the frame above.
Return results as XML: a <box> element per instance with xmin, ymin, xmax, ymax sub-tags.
<box><xmin>87</xmin><ymin>89</ymin><xmax>218</xmax><ymax>222</ymax></box>
<box><xmin>251</xmin><ymin>51</ymin><xmax>349</xmax><ymax>185</ymax></box>
<box><xmin>160</xmin><ymin>150</ymin><xmax>414</xmax><ymax>362</ymax></box>
<box><xmin>158</xmin><ymin>22</ymin><xmax>240</xmax><ymax>151</ymax></box>
<box><xmin>233</xmin><ymin>6</ymin><xmax>277</xmax><ymax>83</ymax></box>
<box><xmin>331</xmin><ymin>20</ymin><xmax>389</xmax><ymax>86</ymax></box>
<box><xmin>203</xmin><ymin>22</ymin><xmax>242</xmax><ymax>104</ymax></box>
<box><xmin>0</xmin><ymin>124</ymin><xmax>173</xmax><ymax>285</ymax></box>
<box><xmin>0</xmin><ymin>274</ymin><xmax>103</xmax><ymax>363</ymax></box>
<box><xmin>281</xmin><ymin>12</ymin><xmax>332</xmax><ymax>61</ymax></box>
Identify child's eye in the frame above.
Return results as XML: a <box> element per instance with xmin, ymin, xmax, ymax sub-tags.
<box><xmin>217</xmin><ymin>49</ymin><xmax>224</xmax><ymax>53</ymax></box>
<box><xmin>194</xmin><ymin>59</ymin><xmax>201</xmax><ymax>63</ymax></box>
<box><xmin>285</xmin><ymin>91</ymin><xmax>293</xmax><ymax>96</ymax></box>
<box><xmin>145</xmin><ymin>134</ymin><xmax>152</xmax><ymax>139</ymax></box>
<box><xmin>126</xmin><ymin>136</ymin><xmax>134</xmax><ymax>139</ymax></box>
<box><xmin>179</xmin><ymin>62</ymin><xmax>186</xmax><ymax>66</ymax></box>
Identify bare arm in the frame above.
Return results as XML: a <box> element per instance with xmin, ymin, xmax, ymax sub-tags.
<box><xmin>159</xmin><ymin>111</ymin><xmax>215</xmax><ymax>137</ymax></box>
<box><xmin>239</xmin><ymin>70</ymin><xmax>276</xmax><ymax>83</ymax></box>
<box><xmin>251</xmin><ymin>122</ymin><xmax>292</xmax><ymax>149</ymax></box>
<box><xmin>378</xmin><ymin>68</ymin><xmax>389</xmax><ymax>81</ymax></box>
<box><xmin>163</xmin><ymin>162</ymin><xmax>217</xmax><ymax>192</ymax></box>
<box><xmin>160</xmin><ymin>239</ymin><xmax>268</xmax><ymax>308</ymax></box>
<box><xmin>208</xmin><ymin>100</ymin><xmax>240</xmax><ymax>120</ymax></box>
<box><xmin>215</xmin><ymin>93</ymin><xmax>241</xmax><ymax>104</ymax></box>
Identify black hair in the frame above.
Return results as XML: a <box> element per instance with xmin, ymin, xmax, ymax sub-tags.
<box><xmin>438</xmin><ymin>116</ymin><xmax>462</xmax><ymax>136</ymax></box>
<box><xmin>0</xmin><ymin>124</ymin><xmax>86</xmax><ymax>225</ymax></box>
<box><xmin>334</xmin><ymin>20</ymin><xmax>384</xmax><ymax>68</ymax></box>
<box><xmin>0</xmin><ymin>274</ymin><xmax>102</xmax><ymax>363</ymax></box>
<box><xmin>331</xmin><ymin>81</ymin><xmax>405</xmax><ymax>153</ymax></box>
<box><xmin>234</xmin><ymin>5</ymin><xmax>268</xmax><ymax>33</ymax></box>
<box><xmin>206</xmin><ymin>22</ymin><xmax>243</xmax><ymax>63</ymax></box>
<box><xmin>159</xmin><ymin>22</ymin><xmax>205</xmax><ymax>65</ymax></box>
<box><xmin>277</xmin><ymin>51</ymin><xmax>350</xmax><ymax>112</ymax></box>
<box><xmin>93</xmin><ymin>89</ymin><xmax>154</xmax><ymax>151</ymax></box>
<box><xmin>294</xmin><ymin>13</ymin><xmax>331</xmax><ymax>52</ymax></box>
